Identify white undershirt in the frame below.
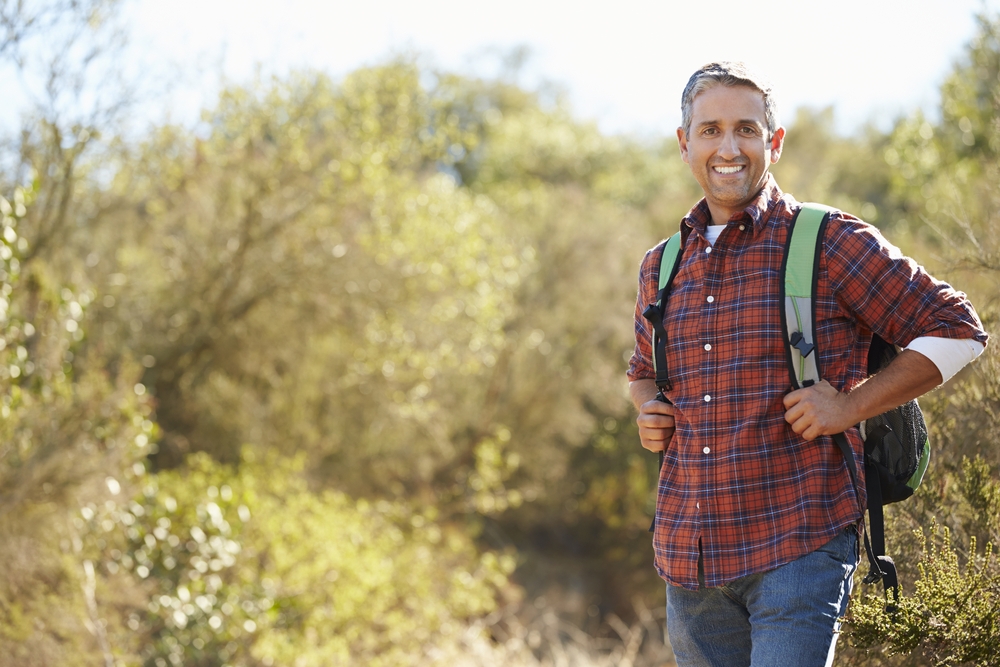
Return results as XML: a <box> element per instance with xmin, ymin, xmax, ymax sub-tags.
<box><xmin>905</xmin><ymin>336</ymin><xmax>983</xmax><ymax>384</ymax></box>
<box><xmin>706</xmin><ymin>225</ymin><xmax>726</xmax><ymax>246</ymax></box>
<box><xmin>701</xmin><ymin>224</ymin><xmax>984</xmax><ymax>383</ymax></box>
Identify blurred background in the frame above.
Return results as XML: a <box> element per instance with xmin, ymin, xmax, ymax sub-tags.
<box><xmin>1</xmin><ymin>1</ymin><xmax>999</xmax><ymax>665</ymax></box>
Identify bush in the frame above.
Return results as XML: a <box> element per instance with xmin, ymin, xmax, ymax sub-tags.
<box><xmin>82</xmin><ymin>449</ymin><xmax>516</xmax><ymax>666</ymax></box>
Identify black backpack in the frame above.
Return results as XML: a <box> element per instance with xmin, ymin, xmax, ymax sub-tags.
<box><xmin>642</xmin><ymin>203</ymin><xmax>929</xmax><ymax>606</ymax></box>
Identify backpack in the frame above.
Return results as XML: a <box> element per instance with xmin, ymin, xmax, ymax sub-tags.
<box><xmin>642</xmin><ymin>202</ymin><xmax>929</xmax><ymax>606</ymax></box>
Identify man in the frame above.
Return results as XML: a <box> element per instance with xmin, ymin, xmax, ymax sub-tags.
<box><xmin>627</xmin><ymin>62</ymin><xmax>988</xmax><ymax>667</ymax></box>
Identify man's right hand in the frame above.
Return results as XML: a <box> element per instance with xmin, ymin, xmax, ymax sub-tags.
<box><xmin>636</xmin><ymin>398</ymin><xmax>676</xmax><ymax>453</ymax></box>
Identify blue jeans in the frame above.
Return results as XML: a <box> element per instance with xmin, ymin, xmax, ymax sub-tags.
<box><xmin>665</xmin><ymin>528</ymin><xmax>858</xmax><ymax>667</ymax></box>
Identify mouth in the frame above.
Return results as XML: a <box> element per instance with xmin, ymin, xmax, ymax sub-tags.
<box><xmin>713</xmin><ymin>165</ymin><xmax>745</xmax><ymax>174</ymax></box>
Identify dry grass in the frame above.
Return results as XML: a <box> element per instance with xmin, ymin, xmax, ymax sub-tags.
<box><xmin>436</xmin><ymin>596</ymin><xmax>676</xmax><ymax>667</ymax></box>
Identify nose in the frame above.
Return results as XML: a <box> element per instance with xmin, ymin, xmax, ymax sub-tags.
<box><xmin>717</xmin><ymin>131</ymin><xmax>740</xmax><ymax>160</ymax></box>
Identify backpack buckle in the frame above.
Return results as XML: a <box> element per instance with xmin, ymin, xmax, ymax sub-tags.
<box><xmin>789</xmin><ymin>331</ymin><xmax>815</xmax><ymax>357</ymax></box>
<box><xmin>863</xmin><ymin>568</ymin><xmax>884</xmax><ymax>585</ymax></box>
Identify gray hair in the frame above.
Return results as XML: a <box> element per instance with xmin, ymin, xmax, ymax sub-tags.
<box><xmin>680</xmin><ymin>62</ymin><xmax>778</xmax><ymax>138</ymax></box>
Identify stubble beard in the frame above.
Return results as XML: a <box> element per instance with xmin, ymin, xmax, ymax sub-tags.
<box><xmin>706</xmin><ymin>175</ymin><xmax>756</xmax><ymax>212</ymax></box>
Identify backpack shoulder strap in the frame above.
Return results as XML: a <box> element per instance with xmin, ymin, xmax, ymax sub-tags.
<box><xmin>642</xmin><ymin>232</ymin><xmax>683</xmax><ymax>393</ymax></box>
<box><xmin>643</xmin><ymin>232</ymin><xmax>682</xmax><ymax>533</ymax></box>
<box><xmin>783</xmin><ymin>203</ymin><xmax>901</xmax><ymax>607</ymax></box>
<box><xmin>781</xmin><ymin>202</ymin><xmax>834</xmax><ymax>389</ymax></box>
<box><xmin>657</xmin><ymin>232</ymin><xmax>683</xmax><ymax>306</ymax></box>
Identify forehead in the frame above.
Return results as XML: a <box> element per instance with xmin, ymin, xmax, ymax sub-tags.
<box><xmin>689</xmin><ymin>84</ymin><xmax>767</xmax><ymax>126</ymax></box>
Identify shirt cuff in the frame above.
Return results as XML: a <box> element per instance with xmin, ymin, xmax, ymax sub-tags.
<box><xmin>904</xmin><ymin>336</ymin><xmax>985</xmax><ymax>384</ymax></box>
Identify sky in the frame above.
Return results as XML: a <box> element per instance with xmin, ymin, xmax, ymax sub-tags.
<box><xmin>120</xmin><ymin>0</ymin><xmax>1000</xmax><ymax>138</ymax></box>
<box><xmin>5</xmin><ymin>0</ymin><xmax>1000</xmax><ymax>138</ymax></box>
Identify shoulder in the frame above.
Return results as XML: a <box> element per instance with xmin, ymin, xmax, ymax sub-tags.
<box><xmin>640</xmin><ymin>237</ymin><xmax>674</xmax><ymax>271</ymax></box>
<box><xmin>644</xmin><ymin>237</ymin><xmax>672</xmax><ymax>258</ymax></box>
<box><xmin>822</xmin><ymin>209</ymin><xmax>904</xmax><ymax>261</ymax></box>
<box><xmin>818</xmin><ymin>210</ymin><xmax>927</xmax><ymax>302</ymax></box>
<box><xmin>637</xmin><ymin>238</ymin><xmax>670</xmax><ymax>293</ymax></box>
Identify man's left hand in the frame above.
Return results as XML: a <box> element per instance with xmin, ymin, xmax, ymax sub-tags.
<box><xmin>782</xmin><ymin>380</ymin><xmax>856</xmax><ymax>441</ymax></box>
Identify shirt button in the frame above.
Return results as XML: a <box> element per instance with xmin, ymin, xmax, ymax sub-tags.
<box><xmin>703</xmin><ymin>447</ymin><xmax>711</xmax><ymax>454</ymax></box>
<box><xmin>696</xmin><ymin>502</ymin><xmax>701</xmax><ymax>509</ymax></box>
<box><xmin>705</xmin><ymin>246</ymin><xmax>712</xmax><ymax>254</ymax></box>
<box><xmin>739</xmin><ymin>224</ymin><xmax>746</xmax><ymax>231</ymax></box>
<box><xmin>704</xmin><ymin>394</ymin><xmax>712</xmax><ymax>402</ymax></box>
<box><xmin>706</xmin><ymin>295</ymin><xmax>715</xmax><ymax>303</ymax></box>
<box><xmin>704</xmin><ymin>343</ymin><xmax>712</xmax><ymax>351</ymax></box>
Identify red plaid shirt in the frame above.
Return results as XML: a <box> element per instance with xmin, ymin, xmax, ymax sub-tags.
<box><xmin>628</xmin><ymin>175</ymin><xmax>988</xmax><ymax>590</ymax></box>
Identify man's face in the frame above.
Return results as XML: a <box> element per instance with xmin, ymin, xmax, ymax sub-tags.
<box><xmin>677</xmin><ymin>84</ymin><xmax>784</xmax><ymax>223</ymax></box>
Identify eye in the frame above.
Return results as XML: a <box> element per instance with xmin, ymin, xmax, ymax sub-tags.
<box><xmin>702</xmin><ymin>127</ymin><xmax>719</xmax><ymax>136</ymax></box>
<box><xmin>739</xmin><ymin>126</ymin><xmax>760</xmax><ymax>136</ymax></box>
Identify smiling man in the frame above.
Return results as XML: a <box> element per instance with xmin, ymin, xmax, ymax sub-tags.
<box><xmin>627</xmin><ymin>62</ymin><xmax>988</xmax><ymax>667</ymax></box>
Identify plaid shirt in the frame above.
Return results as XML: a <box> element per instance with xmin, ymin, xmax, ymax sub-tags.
<box><xmin>628</xmin><ymin>175</ymin><xmax>988</xmax><ymax>590</ymax></box>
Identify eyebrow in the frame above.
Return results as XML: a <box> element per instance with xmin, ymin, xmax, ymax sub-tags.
<box><xmin>696</xmin><ymin>119</ymin><xmax>765</xmax><ymax>129</ymax></box>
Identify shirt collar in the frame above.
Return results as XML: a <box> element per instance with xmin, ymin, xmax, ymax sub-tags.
<box><xmin>682</xmin><ymin>173</ymin><xmax>783</xmax><ymax>237</ymax></box>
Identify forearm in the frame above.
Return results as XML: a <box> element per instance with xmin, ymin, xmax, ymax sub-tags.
<box><xmin>629</xmin><ymin>378</ymin><xmax>660</xmax><ymax>412</ymax></box>
<box><xmin>843</xmin><ymin>349</ymin><xmax>942</xmax><ymax>424</ymax></box>
<box><xmin>784</xmin><ymin>349</ymin><xmax>943</xmax><ymax>440</ymax></box>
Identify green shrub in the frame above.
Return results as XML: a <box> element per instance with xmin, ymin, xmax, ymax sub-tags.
<box><xmin>83</xmin><ymin>449</ymin><xmax>515</xmax><ymax>666</ymax></box>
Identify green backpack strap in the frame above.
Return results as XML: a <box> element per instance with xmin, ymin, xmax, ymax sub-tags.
<box><xmin>642</xmin><ymin>232</ymin><xmax>683</xmax><ymax>392</ymax></box>
<box><xmin>642</xmin><ymin>232</ymin><xmax>682</xmax><ymax>533</ymax></box>
<box><xmin>781</xmin><ymin>203</ymin><xmax>834</xmax><ymax>389</ymax></box>
<box><xmin>782</xmin><ymin>203</ymin><xmax>902</xmax><ymax>606</ymax></box>
<box><xmin>657</xmin><ymin>232</ymin><xmax>683</xmax><ymax>300</ymax></box>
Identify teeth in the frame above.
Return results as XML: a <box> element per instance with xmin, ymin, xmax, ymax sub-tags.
<box><xmin>714</xmin><ymin>165</ymin><xmax>744</xmax><ymax>174</ymax></box>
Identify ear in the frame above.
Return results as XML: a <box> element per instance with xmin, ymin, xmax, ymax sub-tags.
<box><xmin>769</xmin><ymin>127</ymin><xmax>786</xmax><ymax>164</ymax></box>
<box><xmin>676</xmin><ymin>127</ymin><xmax>690</xmax><ymax>164</ymax></box>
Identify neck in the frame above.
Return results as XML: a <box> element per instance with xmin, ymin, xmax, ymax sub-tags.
<box><xmin>707</xmin><ymin>202</ymin><xmax>740</xmax><ymax>226</ymax></box>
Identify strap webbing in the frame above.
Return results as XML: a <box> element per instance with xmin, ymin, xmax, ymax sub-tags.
<box><xmin>643</xmin><ymin>232</ymin><xmax>682</xmax><ymax>394</ymax></box>
<box><xmin>643</xmin><ymin>232</ymin><xmax>682</xmax><ymax>533</ymax></box>
<box><xmin>782</xmin><ymin>204</ymin><xmax>831</xmax><ymax>389</ymax></box>
<box><xmin>658</xmin><ymin>233</ymin><xmax>682</xmax><ymax>294</ymax></box>
<box><xmin>790</xmin><ymin>203</ymin><xmax>900</xmax><ymax>608</ymax></box>
<box><xmin>834</xmin><ymin>432</ymin><xmax>900</xmax><ymax>608</ymax></box>
<box><xmin>785</xmin><ymin>206</ymin><xmax>825</xmax><ymax>297</ymax></box>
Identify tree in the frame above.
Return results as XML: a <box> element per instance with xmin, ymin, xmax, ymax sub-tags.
<box><xmin>0</xmin><ymin>186</ymin><xmax>152</xmax><ymax>666</ymax></box>
<box><xmin>843</xmin><ymin>13</ymin><xmax>1000</xmax><ymax>666</ymax></box>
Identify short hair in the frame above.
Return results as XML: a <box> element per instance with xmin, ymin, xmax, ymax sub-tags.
<box><xmin>680</xmin><ymin>61</ymin><xmax>778</xmax><ymax>139</ymax></box>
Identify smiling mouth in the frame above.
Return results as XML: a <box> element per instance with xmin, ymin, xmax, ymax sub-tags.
<box><xmin>713</xmin><ymin>165</ymin><xmax>745</xmax><ymax>174</ymax></box>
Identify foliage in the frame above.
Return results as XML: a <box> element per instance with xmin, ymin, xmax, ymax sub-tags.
<box><xmin>849</xmin><ymin>523</ymin><xmax>1000</xmax><ymax>666</ymax></box>
<box><xmin>771</xmin><ymin>106</ymin><xmax>892</xmax><ymax>225</ymax></box>
<box><xmin>66</xmin><ymin>59</ymin><xmax>691</xmax><ymax>577</ymax></box>
<box><xmin>2</xmin><ymin>2</ymin><xmax>1000</xmax><ymax>665</ymax></box>
<box><xmin>81</xmin><ymin>449</ymin><xmax>515</xmax><ymax>666</ymax></box>
<box><xmin>0</xmin><ymin>187</ymin><xmax>151</xmax><ymax>665</ymax></box>
<box><xmin>840</xmin><ymin>16</ymin><xmax>1000</xmax><ymax>665</ymax></box>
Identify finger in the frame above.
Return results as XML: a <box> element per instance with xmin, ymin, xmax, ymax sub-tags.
<box><xmin>638</xmin><ymin>425</ymin><xmax>674</xmax><ymax>441</ymax></box>
<box><xmin>638</xmin><ymin>421</ymin><xmax>674</xmax><ymax>438</ymax></box>
<box><xmin>783</xmin><ymin>402</ymin><xmax>803</xmax><ymax>426</ymax></box>
<box><xmin>641</xmin><ymin>400</ymin><xmax>677</xmax><ymax>416</ymax></box>
<box><xmin>800</xmin><ymin>423</ymin><xmax>819</xmax><ymax>441</ymax></box>
<box><xmin>786</xmin><ymin>412</ymin><xmax>808</xmax><ymax>435</ymax></box>
<box><xmin>641</xmin><ymin>439</ymin><xmax>666</xmax><ymax>453</ymax></box>
<box><xmin>640</xmin><ymin>429</ymin><xmax>674</xmax><ymax>452</ymax></box>
<box><xmin>637</xmin><ymin>414</ymin><xmax>675</xmax><ymax>429</ymax></box>
<box><xmin>782</xmin><ymin>388</ymin><xmax>803</xmax><ymax>409</ymax></box>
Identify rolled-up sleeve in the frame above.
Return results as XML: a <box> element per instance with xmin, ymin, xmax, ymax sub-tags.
<box><xmin>823</xmin><ymin>214</ymin><xmax>989</xmax><ymax>349</ymax></box>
